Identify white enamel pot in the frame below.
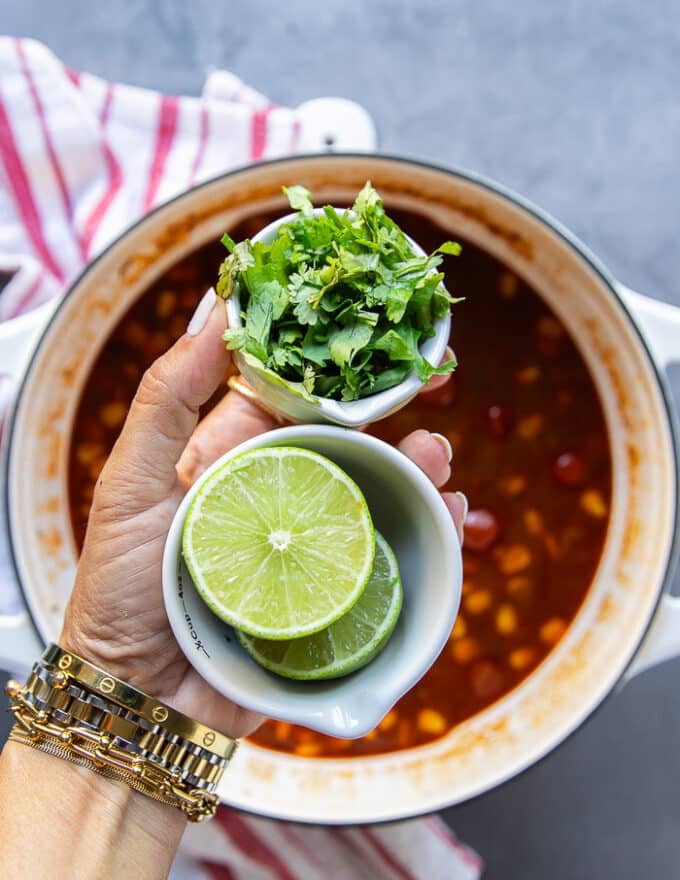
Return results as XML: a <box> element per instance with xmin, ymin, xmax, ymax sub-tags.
<box><xmin>1</xmin><ymin>156</ymin><xmax>679</xmax><ymax>824</ymax></box>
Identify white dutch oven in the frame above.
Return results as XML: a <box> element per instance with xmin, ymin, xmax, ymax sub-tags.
<box><xmin>1</xmin><ymin>156</ymin><xmax>680</xmax><ymax>824</ymax></box>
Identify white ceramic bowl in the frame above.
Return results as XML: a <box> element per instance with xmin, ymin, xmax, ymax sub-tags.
<box><xmin>224</xmin><ymin>209</ymin><xmax>452</xmax><ymax>426</ymax></box>
<box><xmin>161</xmin><ymin>424</ymin><xmax>462</xmax><ymax>738</ymax></box>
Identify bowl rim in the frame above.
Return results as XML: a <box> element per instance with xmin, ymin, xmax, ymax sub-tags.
<box><xmin>161</xmin><ymin>423</ymin><xmax>462</xmax><ymax>737</ymax></box>
<box><xmin>222</xmin><ymin>205</ymin><xmax>452</xmax><ymax>426</ymax></box>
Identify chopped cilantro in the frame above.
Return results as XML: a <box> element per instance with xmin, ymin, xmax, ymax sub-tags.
<box><xmin>217</xmin><ymin>182</ymin><xmax>462</xmax><ymax>401</ymax></box>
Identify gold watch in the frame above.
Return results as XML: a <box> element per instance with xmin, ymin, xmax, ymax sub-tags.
<box><xmin>5</xmin><ymin>643</ymin><xmax>238</xmax><ymax>822</ymax></box>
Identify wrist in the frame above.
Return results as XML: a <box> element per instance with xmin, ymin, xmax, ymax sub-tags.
<box><xmin>0</xmin><ymin>741</ymin><xmax>186</xmax><ymax>879</ymax></box>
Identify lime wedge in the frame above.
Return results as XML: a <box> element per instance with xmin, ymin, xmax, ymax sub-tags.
<box><xmin>236</xmin><ymin>531</ymin><xmax>403</xmax><ymax>679</ymax></box>
<box><xmin>182</xmin><ymin>446</ymin><xmax>374</xmax><ymax>640</ymax></box>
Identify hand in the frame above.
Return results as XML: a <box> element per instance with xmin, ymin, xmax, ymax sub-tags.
<box><xmin>61</xmin><ymin>293</ymin><xmax>466</xmax><ymax>739</ymax></box>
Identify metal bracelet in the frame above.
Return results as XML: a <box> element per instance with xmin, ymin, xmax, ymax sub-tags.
<box><xmin>4</xmin><ymin>644</ymin><xmax>238</xmax><ymax>822</ymax></box>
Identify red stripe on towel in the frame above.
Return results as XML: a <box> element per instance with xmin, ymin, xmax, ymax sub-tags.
<box><xmin>361</xmin><ymin>828</ymin><xmax>417</xmax><ymax>880</ymax></box>
<box><xmin>143</xmin><ymin>94</ymin><xmax>179</xmax><ymax>210</ymax></box>
<box><xmin>0</xmin><ymin>95</ymin><xmax>65</xmax><ymax>281</ymax></box>
<box><xmin>215</xmin><ymin>812</ymin><xmax>298</xmax><ymax>880</ymax></box>
<box><xmin>15</xmin><ymin>39</ymin><xmax>86</xmax><ymax>262</ymax></box>
<box><xmin>250</xmin><ymin>107</ymin><xmax>272</xmax><ymax>160</ymax></box>
<box><xmin>189</xmin><ymin>105</ymin><xmax>210</xmax><ymax>185</ymax></box>
<box><xmin>278</xmin><ymin>825</ymin><xmax>328</xmax><ymax>872</ymax></box>
<box><xmin>7</xmin><ymin>275</ymin><xmax>42</xmax><ymax>319</ymax></box>
<box><xmin>203</xmin><ymin>862</ymin><xmax>238</xmax><ymax>880</ymax></box>
<box><xmin>424</xmin><ymin>816</ymin><xmax>484</xmax><ymax>871</ymax></box>
<box><xmin>81</xmin><ymin>84</ymin><xmax>123</xmax><ymax>256</ymax></box>
<box><xmin>64</xmin><ymin>67</ymin><xmax>81</xmax><ymax>88</ymax></box>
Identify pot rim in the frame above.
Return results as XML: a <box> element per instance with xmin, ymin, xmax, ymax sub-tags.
<box><xmin>3</xmin><ymin>153</ymin><xmax>679</xmax><ymax>817</ymax></box>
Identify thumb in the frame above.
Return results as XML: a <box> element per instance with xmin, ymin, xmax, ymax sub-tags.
<box><xmin>103</xmin><ymin>291</ymin><xmax>229</xmax><ymax>504</ymax></box>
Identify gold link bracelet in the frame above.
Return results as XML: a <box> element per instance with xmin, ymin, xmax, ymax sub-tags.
<box><xmin>5</xmin><ymin>644</ymin><xmax>238</xmax><ymax>822</ymax></box>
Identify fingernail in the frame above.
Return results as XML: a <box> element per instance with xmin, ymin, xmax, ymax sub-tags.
<box><xmin>187</xmin><ymin>287</ymin><xmax>217</xmax><ymax>336</ymax></box>
<box><xmin>455</xmin><ymin>491</ymin><xmax>469</xmax><ymax>520</ymax></box>
<box><xmin>431</xmin><ymin>432</ymin><xmax>453</xmax><ymax>463</ymax></box>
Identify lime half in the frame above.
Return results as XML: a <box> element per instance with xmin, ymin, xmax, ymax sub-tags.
<box><xmin>236</xmin><ymin>531</ymin><xmax>403</xmax><ymax>679</ymax></box>
<box><xmin>182</xmin><ymin>446</ymin><xmax>374</xmax><ymax>640</ymax></box>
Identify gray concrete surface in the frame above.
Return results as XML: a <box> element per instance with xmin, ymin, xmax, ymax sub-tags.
<box><xmin>2</xmin><ymin>1</ymin><xmax>680</xmax><ymax>877</ymax></box>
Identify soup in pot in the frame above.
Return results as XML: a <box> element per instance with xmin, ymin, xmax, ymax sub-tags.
<box><xmin>68</xmin><ymin>209</ymin><xmax>611</xmax><ymax>758</ymax></box>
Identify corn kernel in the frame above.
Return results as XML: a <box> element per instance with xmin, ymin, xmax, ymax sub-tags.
<box><xmin>496</xmin><ymin>603</ymin><xmax>518</xmax><ymax>635</ymax></box>
<box><xmin>461</xmin><ymin>579</ymin><xmax>474</xmax><ymax>596</ymax></box>
<box><xmin>451</xmin><ymin>616</ymin><xmax>467</xmax><ymax>639</ymax></box>
<box><xmin>88</xmin><ymin>456</ymin><xmax>107</xmax><ymax>482</ymax></box>
<box><xmin>516</xmin><ymin>365</ymin><xmax>540</xmax><ymax>384</ymax></box>
<box><xmin>396</xmin><ymin>721</ymin><xmax>412</xmax><ymax>747</ymax></box>
<box><xmin>509</xmin><ymin>647</ymin><xmax>537</xmax><ymax>671</ymax></box>
<box><xmin>417</xmin><ymin>709</ymin><xmax>447</xmax><ymax>735</ymax></box>
<box><xmin>540</xmin><ymin>617</ymin><xmax>567</xmax><ymax>645</ymax></box>
<box><xmin>498</xmin><ymin>270</ymin><xmax>518</xmax><ymax>299</ymax></box>
<box><xmin>122</xmin><ymin>362</ymin><xmax>141</xmax><ymax>383</ymax></box>
<box><xmin>580</xmin><ymin>489</ymin><xmax>608</xmax><ymax>518</ymax></box>
<box><xmin>76</xmin><ymin>442</ymin><xmax>104</xmax><ymax>466</ymax></box>
<box><xmin>537</xmin><ymin>316</ymin><xmax>565</xmax><ymax>339</ymax></box>
<box><xmin>169</xmin><ymin>315</ymin><xmax>187</xmax><ymax>338</ymax></box>
<box><xmin>99</xmin><ymin>401</ymin><xmax>128</xmax><ymax>429</ymax></box>
<box><xmin>378</xmin><ymin>710</ymin><xmax>398</xmax><ymax>732</ymax></box>
<box><xmin>465</xmin><ymin>589</ymin><xmax>493</xmax><ymax>615</ymax></box>
<box><xmin>295</xmin><ymin>743</ymin><xmax>321</xmax><ymax>757</ymax></box>
<box><xmin>499</xmin><ymin>474</ymin><xmax>527</xmax><ymax>496</ymax></box>
<box><xmin>149</xmin><ymin>331</ymin><xmax>171</xmax><ymax>357</ymax></box>
<box><xmin>274</xmin><ymin>721</ymin><xmax>292</xmax><ymax>740</ymax></box>
<box><xmin>507</xmin><ymin>575</ymin><xmax>533</xmax><ymax>600</ymax></box>
<box><xmin>464</xmin><ymin>555</ymin><xmax>481</xmax><ymax>574</ymax></box>
<box><xmin>495</xmin><ymin>544</ymin><xmax>532</xmax><ymax>575</ymax></box>
<box><xmin>517</xmin><ymin>413</ymin><xmax>544</xmax><ymax>439</ymax></box>
<box><xmin>543</xmin><ymin>532</ymin><xmax>561</xmax><ymax>559</ymax></box>
<box><xmin>122</xmin><ymin>321</ymin><xmax>147</xmax><ymax>347</ymax></box>
<box><xmin>156</xmin><ymin>289</ymin><xmax>177</xmax><ymax>318</ymax></box>
<box><xmin>523</xmin><ymin>509</ymin><xmax>544</xmax><ymax>536</ymax></box>
<box><xmin>363</xmin><ymin>728</ymin><xmax>379</xmax><ymax>741</ymax></box>
<box><xmin>451</xmin><ymin>637</ymin><xmax>480</xmax><ymax>663</ymax></box>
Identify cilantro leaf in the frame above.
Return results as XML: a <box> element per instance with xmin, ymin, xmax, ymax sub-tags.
<box><xmin>438</xmin><ymin>241</ymin><xmax>463</xmax><ymax>256</ymax></box>
<box><xmin>283</xmin><ymin>185</ymin><xmax>314</xmax><ymax>215</ymax></box>
<box><xmin>244</xmin><ymin>294</ymin><xmax>273</xmax><ymax>362</ymax></box>
<box><xmin>215</xmin><ymin>182</ymin><xmax>462</xmax><ymax>401</ymax></box>
<box><xmin>373</xmin><ymin>324</ymin><xmax>420</xmax><ymax>362</ymax></box>
<box><xmin>385</xmin><ymin>286</ymin><xmax>413</xmax><ymax>323</ymax></box>
<box><xmin>329</xmin><ymin>320</ymin><xmax>374</xmax><ymax>367</ymax></box>
<box><xmin>223</xmin><ymin>327</ymin><xmax>247</xmax><ymax>349</ymax></box>
<box><xmin>221</xmin><ymin>232</ymin><xmax>236</xmax><ymax>253</ymax></box>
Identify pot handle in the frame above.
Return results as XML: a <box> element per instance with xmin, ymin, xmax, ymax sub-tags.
<box><xmin>0</xmin><ymin>611</ymin><xmax>43</xmax><ymax>676</ymax></box>
<box><xmin>616</xmin><ymin>283</ymin><xmax>680</xmax><ymax>680</ymax></box>
<box><xmin>294</xmin><ymin>98</ymin><xmax>377</xmax><ymax>153</ymax></box>
<box><xmin>0</xmin><ymin>300</ymin><xmax>56</xmax><ymax>382</ymax></box>
<box><xmin>617</xmin><ymin>284</ymin><xmax>680</xmax><ymax>368</ymax></box>
<box><xmin>0</xmin><ymin>303</ymin><xmax>55</xmax><ymax>674</ymax></box>
<box><xmin>624</xmin><ymin>595</ymin><xmax>680</xmax><ymax>682</ymax></box>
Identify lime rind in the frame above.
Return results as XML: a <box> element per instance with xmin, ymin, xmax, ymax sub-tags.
<box><xmin>182</xmin><ymin>446</ymin><xmax>375</xmax><ymax>640</ymax></box>
<box><xmin>236</xmin><ymin>531</ymin><xmax>403</xmax><ymax>680</ymax></box>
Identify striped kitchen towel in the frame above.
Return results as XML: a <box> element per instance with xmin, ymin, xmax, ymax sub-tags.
<box><xmin>0</xmin><ymin>37</ymin><xmax>482</xmax><ymax>880</ymax></box>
